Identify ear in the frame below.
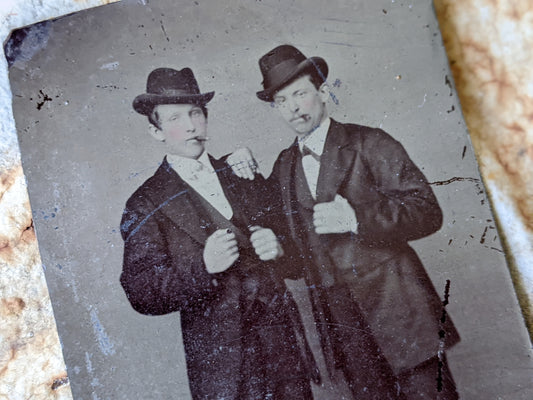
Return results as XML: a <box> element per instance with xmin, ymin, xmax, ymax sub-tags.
<box><xmin>318</xmin><ymin>82</ymin><xmax>330</xmax><ymax>102</ymax></box>
<box><xmin>148</xmin><ymin>124</ymin><xmax>166</xmax><ymax>142</ymax></box>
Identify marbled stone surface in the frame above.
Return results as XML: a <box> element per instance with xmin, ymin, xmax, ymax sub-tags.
<box><xmin>0</xmin><ymin>2</ymin><xmax>117</xmax><ymax>400</ymax></box>
<box><xmin>0</xmin><ymin>0</ymin><xmax>531</xmax><ymax>399</ymax></box>
<box><xmin>435</xmin><ymin>0</ymin><xmax>533</xmax><ymax>332</ymax></box>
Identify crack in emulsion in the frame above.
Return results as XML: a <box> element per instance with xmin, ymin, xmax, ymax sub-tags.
<box><xmin>437</xmin><ymin>280</ymin><xmax>452</xmax><ymax>392</ymax></box>
<box><xmin>429</xmin><ymin>176</ymin><xmax>480</xmax><ymax>185</ymax></box>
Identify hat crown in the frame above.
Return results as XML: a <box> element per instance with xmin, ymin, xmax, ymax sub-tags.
<box><xmin>256</xmin><ymin>45</ymin><xmax>328</xmax><ymax>102</ymax></box>
<box><xmin>259</xmin><ymin>45</ymin><xmax>306</xmax><ymax>72</ymax></box>
<box><xmin>146</xmin><ymin>67</ymin><xmax>200</xmax><ymax>96</ymax></box>
<box><xmin>132</xmin><ymin>67</ymin><xmax>214</xmax><ymax>116</ymax></box>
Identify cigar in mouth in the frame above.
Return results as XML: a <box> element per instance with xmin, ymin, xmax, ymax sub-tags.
<box><xmin>189</xmin><ymin>136</ymin><xmax>210</xmax><ymax>142</ymax></box>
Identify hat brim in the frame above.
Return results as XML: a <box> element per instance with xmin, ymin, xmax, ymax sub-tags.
<box><xmin>133</xmin><ymin>91</ymin><xmax>215</xmax><ymax>116</ymax></box>
<box><xmin>256</xmin><ymin>57</ymin><xmax>328</xmax><ymax>102</ymax></box>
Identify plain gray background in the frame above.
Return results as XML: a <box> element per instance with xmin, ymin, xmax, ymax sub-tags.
<box><xmin>8</xmin><ymin>0</ymin><xmax>533</xmax><ymax>398</ymax></box>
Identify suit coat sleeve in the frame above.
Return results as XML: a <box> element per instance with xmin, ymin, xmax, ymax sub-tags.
<box><xmin>120</xmin><ymin>191</ymin><xmax>219</xmax><ymax>316</ymax></box>
<box><xmin>348</xmin><ymin>128</ymin><xmax>443</xmax><ymax>244</ymax></box>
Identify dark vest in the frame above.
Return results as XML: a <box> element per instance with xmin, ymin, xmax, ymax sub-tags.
<box><xmin>291</xmin><ymin>152</ymin><xmax>336</xmax><ymax>287</ymax></box>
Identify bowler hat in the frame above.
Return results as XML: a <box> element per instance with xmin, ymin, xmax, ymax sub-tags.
<box><xmin>256</xmin><ymin>45</ymin><xmax>328</xmax><ymax>102</ymax></box>
<box><xmin>133</xmin><ymin>67</ymin><xmax>214</xmax><ymax>116</ymax></box>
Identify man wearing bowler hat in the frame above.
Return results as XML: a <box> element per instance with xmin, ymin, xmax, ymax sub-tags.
<box><xmin>120</xmin><ymin>67</ymin><xmax>319</xmax><ymax>399</ymax></box>
<box><xmin>255</xmin><ymin>45</ymin><xmax>460</xmax><ymax>399</ymax></box>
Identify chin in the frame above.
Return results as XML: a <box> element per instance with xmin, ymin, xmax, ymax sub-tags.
<box><xmin>293</xmin><ymin>125</ymin><xmax>312</xmax><ymax>135</ymax></box>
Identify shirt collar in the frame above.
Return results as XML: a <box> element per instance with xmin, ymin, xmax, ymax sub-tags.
<box><xmin>167</xmin><ymin>151</ymin><xmax>214</xmax><ymax>176</ymax></box>
<box><xmin>298</xmin><ymin>117</ymin><xmax>331</xmax><ymax>156</ymax></box>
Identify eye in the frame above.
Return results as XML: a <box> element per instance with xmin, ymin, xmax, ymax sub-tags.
<box><xmin>274</xmin><ymin>97</ymin><xmax>285</xmax><ymax>105</ymax></box>
<box><xmin>190</xmin><ymin>108</ymin><xmax>203</xmax><ymax>117</ymax></box>
<box><xmin>296</xmin><ymin>90</ymin><xmax>307</xmax><ymax>97</ymax></box>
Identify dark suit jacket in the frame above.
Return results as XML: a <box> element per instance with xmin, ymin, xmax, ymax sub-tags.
<box><xmin>268</xmin><ymin>119</ymin><xmax>460</xmax><ymax>373</ymax></box>
<box><xmin>120</xmin><ymin>156</ymin><xmax>315</xmax><ymax>399</ymax></box>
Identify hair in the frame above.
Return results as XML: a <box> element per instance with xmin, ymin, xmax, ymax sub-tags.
<box><xmin>307</xmin><ymin>69</ymin><xmax>326</xmax><ymax>90</ymax></box>
<box><xmin>148</xmin><ymin>104</ymin><xmax>209</xmax><ymax>130</ymax></box>
<box><xmin>274</xmin><ymin>70</ymin><xmax>326</xmax><ymax>100</ymax></box>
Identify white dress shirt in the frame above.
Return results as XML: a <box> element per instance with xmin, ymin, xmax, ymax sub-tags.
<box><xmin>298</xmin><ymin>118</ymin><xmax>358</xmax><ymax>233</ymax></box>
<box><xmin>298</xmin><ymin>117</ymin><xmax>331</xmax><ymax>199</ymax></box>
<box><xmin>167</xmin><ymin>151</ymin><xmax>234</xmax><ymax>220</ymax></box>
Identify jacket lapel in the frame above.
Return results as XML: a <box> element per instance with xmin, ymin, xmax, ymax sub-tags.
<box><xmin>276</xmin><ymin>142</ymin><xmax>305</xmax><ymax>246</ymax></box>
<box><xmin>149</xmin><ymin>159</ymin><xmax>211</xmax><ymax>245</ymax></box>
<box><xmin>316</xmin><ymin>119</ymin><xmax>356</xmax><ymax>203</ymax></box>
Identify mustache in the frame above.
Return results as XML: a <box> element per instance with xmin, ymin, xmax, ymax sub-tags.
<box><xmin>290</xmin><ymin>114</ymin><xmax>310</xmax><ymax>122</ymax></box>
<box><xmin>188</xmin><ymin>136</ymin><xmax>210</xmax><ymax>142</ymax></box>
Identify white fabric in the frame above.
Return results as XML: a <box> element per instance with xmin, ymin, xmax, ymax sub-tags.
<box><xmin>167</xmin><ymin>152</ymin><xmax>234</xmax><ymax>219</ymax></box>
<box><xmin>297</xmin><ymin>118</ymin><xmax>358</xmax><ymax>233</ymax></box>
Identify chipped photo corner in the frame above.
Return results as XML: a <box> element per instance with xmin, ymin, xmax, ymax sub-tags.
<box><xmin>5</xmin><ymin>0</ymin><xmax>532</xmax><ymax>399</ymax></box>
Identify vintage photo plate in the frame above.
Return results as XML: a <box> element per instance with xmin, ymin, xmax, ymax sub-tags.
<box><xmin>4</xmin><ymin>0</ymin><xmax>533</xmax><ymax>398</ymax></box>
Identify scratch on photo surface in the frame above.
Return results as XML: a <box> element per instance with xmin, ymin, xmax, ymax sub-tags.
<box><xmin>321</xmin><ymin>41</ymin><xmax>356</xmax><ymax>48</ymax></box>
<box><xmin>124</xmin><ymin>189</ymin><xmax>189</xmax><ymax>242</ymax></box>
<box><xmin>418</xmin><ymin>93</ymin><xmax>427</xmax><ymax>108</ymax></box>
<box><xmin>90</xmin><ymin>308</ymin><xmax>115</xmax><ymax>356</ymax></box>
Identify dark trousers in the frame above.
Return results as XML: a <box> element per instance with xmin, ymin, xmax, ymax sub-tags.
<box><xmin>398</xmin><ymin>354</ymin><xmax>459</xmax><ymax>400</ymax></box>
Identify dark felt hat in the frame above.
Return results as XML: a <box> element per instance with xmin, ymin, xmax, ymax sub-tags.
<box><xmin>133</xmin><ymin>67</ymin><xmax>214</xmax><ymax>115</ymax></box>
<box><xmin>256</xmin><ymin>45</ymin><xmax>328</xmax><ymax>102</ymax></box>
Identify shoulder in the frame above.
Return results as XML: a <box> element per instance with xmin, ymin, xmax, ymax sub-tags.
<box><xmin>121</xmin><ymin>161</ymin><xmax>170</xmax><ymax>237</ymax></box>
<box><xmin>330</xmin><ymin>119</ymin><xmax>401</xmax><ymax>150</ymax></box>
<box><xmin>125</xmin><ymin>163</ymin><xmax>169</xmax><ymax>206</ymax></box>
<box><xmin>331</xmin><ymin>119</ymin><xmax>393</xmax><ymax>139</ymax></box>
<box><xmin>274</xmin><ymin>142</ymin><xmax>298</xmax><ymax>165</ymax></box>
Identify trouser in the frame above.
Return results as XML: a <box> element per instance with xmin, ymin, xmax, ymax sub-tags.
<box><xmin>311</xmin><ymin>286</ymin><xmax>406</xmax><ymax>399</ymax></box>
<box><xmin>397</xmin><ymin>354</ymin><xmax>459</xmax><ymax>400</ymax></box>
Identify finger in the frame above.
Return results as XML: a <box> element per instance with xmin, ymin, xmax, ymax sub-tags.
<box><xmin>313</xmin><ymin>214</ymin><xmax>326</xmax><ymax>227</ymax></box>
<box><xmin>226</xmin><ymin>247</ymin><xmax>239</xmax><ymax>259</ymax></box>
<box><xmin>214</xmin><ymin>235</ymin><xmax>236</xmax><ymax>247</ymax></box>
<box><xmin>315</xmin><ymin>225</ymin><xmax>337</xmax><ymax>234</ymax></box>
<box><xmin>252</xmin><ymin>235</ymin><xmax>277</xmax><ymax>248</ymax></box>
<box><xmin>219</xmin><ymin>239</ymin><xmax>238</xmax><ymax>253</ymax></box>
<box><xmin>211</xmin><ymin>229</ymin><xmax>237</xmax><ymax>243</ymax></box>
<box><xmin>250</xmin><ymin>229</ymin><xmax>271</xmax><ymax>242</ymax></box>
<box><xmin>255</xmin><ymin>244</ymin><xmax>277</xmax><ymax>257</ymax></box>
<box><xmin>241</xmin><ymin>165</ymin><xmax>255</xmax><ymax>180</ymax></box>
<box><xmin>251</xmin><ymin>234</ymin><xmax>277</xmax><ymax>250</ymax></box>
<box><xmin>248</xmin><ymin>225</ymin><xmax>262</xmax><ymax>233</ymax></box>
<box><xmin>223</xmin><ymin>241</ymin><xmax>238</xmax><ymax>253</ymax></box>
<box><xmin>219</xmin><ymin>251</ymin><xmax>239</xmax><ymax>270</ymax></box>
<box><xmin>211</xmin><ymin>229</ymin><xmax>230</xmax><ymax>238</ymax></box>
<box><xmin>314</xmin><ymin>226</ymin><xmax>327</xmax><ymax>234</ymax></box>
<box><xmin>217</xmin><ymin>229</ymin><xmax>236</xmax><ymax>240</ymax></box>
<box><xmin>313</xmin><ymin>202</ymin><xmax>331</xmax><ymax>212</ymax></box>
<box><xmin>253</xmin><ymin>238</ymin><xmax>276</xmax><ymax>250</ymax></box>
<box><xmin>231</xmin><ymin>164</ymin><xmax>247</xmax><ymax>179</ymax></box>
<box><xmin>226</xmin><ymin>248</ymin><xmax>239</xmax><ymax>262</ymax></box>
<box><xmin>257</xmin><ymin>248</ymin><xmax>278</xmax><ymax>261</ymax></box>
<box><xmin>248</xmin><ymin>159</ymin><xmax>258</xmax><ymax>171</ymax></box>
<box><xmin>313</xmin><ymin>207</ymin><xmax>330</xmax><ymax>220</ymax></box>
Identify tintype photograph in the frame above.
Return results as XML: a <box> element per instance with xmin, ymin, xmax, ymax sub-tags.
<box><xmin>6</xmin><ymin>0</ymin><xmax>533</xmax><ymax>399</ymax></box>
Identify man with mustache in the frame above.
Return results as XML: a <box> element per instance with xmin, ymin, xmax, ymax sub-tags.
<box><xmin>254</xmin><ymin>45</ymin><xmax>460</xmax><ymax>399</ymax></box>
<box><xmin>120</xmin><ymin>67</ymin><xmax>319</xmax><ymax>399</ymax></box>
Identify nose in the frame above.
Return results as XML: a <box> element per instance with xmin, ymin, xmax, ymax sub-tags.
<box><xmin>184</xmin><ymin>116</ymin><xmax>196</xmax><ymax>133</ymax></box>
<box><xmin>287</xmin><ymin>97</ymin><xmax>300</xmax><ymax>113</ymax></box>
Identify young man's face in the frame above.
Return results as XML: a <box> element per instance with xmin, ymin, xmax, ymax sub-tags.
<box><xmin>272</xmin><ymin>75</ymin><xmax>328</xmax><ymax>136</ymax></box>
<box><xmin>152</xmin><ymin>103</ymin><xmax>208</xmax><ymax>159</ymax></box>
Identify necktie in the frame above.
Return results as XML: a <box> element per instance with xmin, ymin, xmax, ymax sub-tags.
<box><xmin>188</xmin><ymin>160</ymin><xmax>205</xmax><ymax>181</ymax></box>
<box><xmin>302</xmin><ymin>145</ymin><xmax>321</xmax><ymax>162</ymax></box>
